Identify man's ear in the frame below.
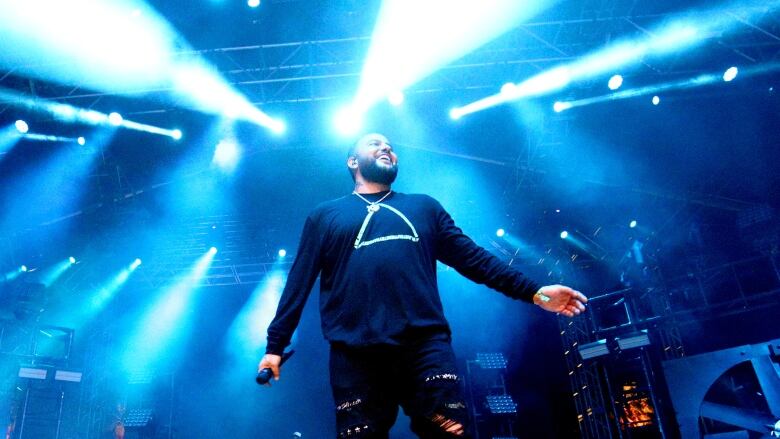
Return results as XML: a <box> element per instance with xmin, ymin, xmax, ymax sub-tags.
<box><xmin>347</xmin><ymin>157</ymin><xmax>358</xmax><ymax>169</ymax></box>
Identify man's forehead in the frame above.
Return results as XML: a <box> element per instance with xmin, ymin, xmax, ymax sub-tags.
<box><xmin>357</xmin><ymin>133</ymin><xmax>389</xmax><ymax>146</ymax></box>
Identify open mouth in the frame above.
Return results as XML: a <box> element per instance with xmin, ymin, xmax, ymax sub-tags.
<box><xmin>377</xmin><ymin>155</ymin><xmax>392</xmax><ymax>164</ymax></box>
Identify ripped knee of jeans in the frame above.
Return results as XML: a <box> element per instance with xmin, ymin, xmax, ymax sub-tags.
<box><xmin>429</xmin><ymin>413</ymin><xmax>465</xmax><ymax>436</ymax></box>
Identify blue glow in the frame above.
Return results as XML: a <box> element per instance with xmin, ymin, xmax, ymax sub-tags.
<box><xmin>449</xmin><ymin>2</ymin><xmax>780</xmax><ymax>117</ymax></box>
<box><xmin>560</xmin><ymin>230</ymin><xmax>569</xmax><ymax>239</ymax></box>
<box><xmin>122</xmin><ymin>248</ymin><xmax>217</xmax><ymax>373</ymax></box>
<box><xmin>108</xmin><ymin>112</ymin><xmax>123</xmax><ymax>126</ymax></box>
<box><xmin>500</xmin><ymin>82</ymin><xmax>518</xmax><ymax>95</ymax></box>
<box><xmin>69</xmin><ymin>256</ymin><xmax>77</xmax><ymax>264</ymax></box>
<box><xmin>0</xmin><ymin>2</ymin><xmax>282</xmax><ymax>134</ymax></box>
<box><xmin>388</xmin><ymin>90</ymin><xmax>405</xmax><ymax>106</ymax></box>
<box><xmin>333</xmin><ymin>105</ymin><xmax>364</xmax><ymax>136</ymax></box>
<box><xmin>248</xmin><ymin>0</ymin><xmax>260</xmax><ymax>7</ymax></box>
<box><xmin>131</xmin><ymin>258</ymin><xmax>142</xmax><ymax>270</ymax></box>
<box><xmin>20</xmin><ymin>265</ymin><xmax>28</xmax><ymax>272</ymax></box>
<box><xmin>226</xmin><ymin>269</ymin><xmax>287</xmax><ymax>361</ymax></box>
<box><xmin>0</xmin><ymin>125</ymin><xmax>23</xmax><ymax>157</ymax></box>
<box><xmin>77</xmin><ymin>136</ymin><xmax>86</xmax><ymax>146</ymax></box>
<box><xmin>553</xmin><ymin>101</ymin><xmax>572</xmax><ymax>113</ymax></box>
<box><xmin>15</xmin><ymin>120</ymin><xmax>29</xmax><ymax>134</ymax></box>
<box><xmin>213</xmin><ymin>139</ymin><xmax>240</xmax><ymax>170</ymax></box>
<box><xmin>652</xmin><ymin>95</ymin><xmax>660</xmax><ymax>105</ymax></box>
<box><xmin>608</xmin><ymin>74</ymin><xmax>623</xmax><ymax>90</ymax></box>
<box><xmin>496</xmin><ymin>228</ymin><xmax>506</xmax><ymax>237</ymax></box>
<box><xmin>41</xmin><ymin>259</ymin><xmax>74</xmax><ymax>287</ymax></box>
<box><xmin>172</xmin><ymin>129</ymin><xmax>183</xmax><ymax>140</ymax></box>
<box><xmin>278</xmin><ymin>249</ymin><xmax>287</xmax><ymax>258</ymax></box>
<box><xmin>630</xmin><ymin>220</ymin><xmax>637</xmax><ymax>228</ymax></box>
<box><xmin>353</xmin><ymin>0</ymin><xmax>556</xmax><ymax>112</ymax></box>
<box><xmin>723</xmin><ymin>66</ymin><xmax>738</xmax><ymax>82</ymax></box>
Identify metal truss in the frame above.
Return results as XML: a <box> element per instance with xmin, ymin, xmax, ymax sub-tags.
<box><xmin>1</xmin><ymin>4</ymin><xmax>778</xmax><ymax>117</ymax></box>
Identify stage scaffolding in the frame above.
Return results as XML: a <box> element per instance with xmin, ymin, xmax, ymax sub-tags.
<box><xmin>560</xmin><ymin>250</ymin><xmax>780</xmax><ymax>438</ymax></box>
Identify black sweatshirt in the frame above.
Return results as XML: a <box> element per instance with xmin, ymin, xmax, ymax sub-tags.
<box><xmin>265</xmin><ymin>191</ymin><xmax>541</xmax><ymax>355</ymax></box>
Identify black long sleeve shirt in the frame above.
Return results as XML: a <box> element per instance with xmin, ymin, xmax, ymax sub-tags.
<box><xmin>265</xmin><ymin>191</ymin><xmax>541</xmax><ymax>355</ymax></box>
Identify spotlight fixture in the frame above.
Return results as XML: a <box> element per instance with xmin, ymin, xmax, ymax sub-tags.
<box><xmin>387</xmin><ymin>90</ymin><xmax>404</xmax><ymax>106</ymax></box>
<box><xmin>475</xmin><ymin>352</ymin><xmax>508</xmax><ymax>369</ymax></box>
<box><xmin>553</xmin><ymin>101</ymin><xmax>571</xmax><ymax>113</ymax></box>
<box><xmin>171</xmin><ymin>129</ymin><xmax>182</xmax><ymax>140</ymax></box>
<box><xmin>578</xmin><ymin>339</ymin><xmax>609</xmax><ymax>360</ymax></box>
<box><xmin>20</xmin><ymin>265</ymin><xmax>28</xmax><ymax>272</ymax></box>
<box><xmin>209</xmin><ymin>247</ymin><xmax>218</xmax><ymax>254</ymax></box>
<box><xmin>616</xmin><ymin>330</ymin><xmax>651</xmax><ymax>350</ymax></box>
<box><xmin>723</xmin><ymin>66</ymin><xmax>738</xmax><ymax>82</ymax></box>
<box><xmin>69</xmin><ymin>256</ymin><xmax>76</xmax><ymax>264</ymax></box>
<box><xmin>496</xmin><ymin>228</ymin><xmax>506</xmax><ymax>238</ymax></box>
<box><xmin>485</xmin><ymin>394</ymin><xmax>517</xmax><ymax>415</ymax></box>
<box><xmin>108</xmin><ymin>112</ymin><xmax>123</xmax><ymax>126</ymax></box>
<box><xmin>629</xmin><ymin>220</ymin><xmax>637</xmax><ymax>228</ymax></box>
<box><xmin>247</xmin><ymin>0</ymin><xmax>260</xmax><ymax>7</ymax></box>
<box><xmin>15</xmin><ymin>120</ymin><xmax>29</xmax><ymax>134</ymax></box>
<box><xmin>278</xmin><ymin>249</ymin><xmax>287</xmax><ymax>258</ymax></box>
<box><xmin>77</xmin><ymin>136</ymin><xmax>86</xmax><ymax>146</ymax></box>
<box><xmin>560</xmin><ymin>231</ymin><xmax>569</xmax><ymax>239</ymax></box>
<box><xmin>608</xmin><ymin>74</ymin><xmax>624</xmax><ymax>90</ymax></box>
<box><xmin>652</xmin><ymin>95</ymin><xmax>660</xmax><ymax>106</ymax></box>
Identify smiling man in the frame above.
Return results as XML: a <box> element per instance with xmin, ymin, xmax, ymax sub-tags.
<box><xmin>259</xmin><ymin>133</ymin><xmax>587</xmax><ymax>438</ymax></box>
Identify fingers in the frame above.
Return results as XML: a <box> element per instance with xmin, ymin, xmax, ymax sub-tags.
<box><xmin>573</xmin><ymin>290</ymin><xmax>588</xmax><ymax>304</ymax></box>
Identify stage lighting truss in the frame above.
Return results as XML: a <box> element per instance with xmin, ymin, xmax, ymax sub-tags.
<box><xmin>476</xmin><ymin>352</ymin><xmax>508</xmax><ymax>370</ymax></box>
<box><xmin>485</xmin><ymin>394</ymin><xmax>518</xmax><ymax>415</ymax></box>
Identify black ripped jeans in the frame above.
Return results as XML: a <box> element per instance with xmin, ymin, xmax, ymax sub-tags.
<box><xmin>329</xmin><ymin>332</ymin><xmax>471</xmax><ymax>439</ymax></box>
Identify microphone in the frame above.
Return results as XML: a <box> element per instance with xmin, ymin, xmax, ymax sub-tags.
<box><xmin>256</xmin><ymin>350</ymin><xmax>295</xmax><ymax>385</ymax></box>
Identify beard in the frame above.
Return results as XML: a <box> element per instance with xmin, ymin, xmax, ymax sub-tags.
<box><xmin>358</xmin><ymin>156</ymin><xmax>398</xmax><ymax>185</ymax></box>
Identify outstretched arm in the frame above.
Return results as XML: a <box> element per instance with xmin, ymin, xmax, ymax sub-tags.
<box><xmin>434</xmin><ymin>200</ymin><xmax>587</xmax><ymax>314</ymax></box>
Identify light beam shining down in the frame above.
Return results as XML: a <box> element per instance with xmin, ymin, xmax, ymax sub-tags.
<box><xmin>121</xmin><ymin>248</ymin><xmax>217</xmax><ymax>373</ymax></box>
<box><xmin>352</xmin><ymin>0</ymin><xmax>558</xmax><ymax>113</ymax></box>
<box><xmin>0</xmin><ymin>1</ymin><xmax>284</xmax><ymax>134</ymax></box>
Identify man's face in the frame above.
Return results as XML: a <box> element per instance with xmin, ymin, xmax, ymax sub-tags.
<box><xmin>351</xmin><ymin>133</ymin><xmax>398</xmax><ymax>185</ymax></box>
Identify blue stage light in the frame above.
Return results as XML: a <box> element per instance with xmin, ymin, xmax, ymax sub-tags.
<box><xmin>20</xmin><ymin>265</ymin><xmax>28</xmax><ymax>272</ymax></box>
<box><xmin>131</xmin><ymin>258</ymin><xmax>142</xmax><ymax>270</ymax></box>
<box><xmin>449</xmin><ymin>108</ymin><xmax>463</xmax><ymax>120</ymax></box>
<box><xmin>630</xmin><ymin>220</ymin><xmax>637</xmax><ymax>228</ymax></box>
<box><xmin>560</xmin><ymin>231</ymin><xmax>569</xmax><ymax>239</ymax></box>
<box><xmin>15</xmin><ymin>120</ymin><xmax>29</xmax><ymax>134</ymax></box>
<box><xmin>247</xmin><ymin>0</ymin><xmax>260</xmax><ymax>7</ymax></box>
<box><xmin>553</xmin><ymin>101</ymin><xmax>572</xmax><ymax>113</ymax></box>
<box><xmin>213</xmin><ymin>139</ymin><xmax>240</xmax><ymax>170</ymax></box>
<box><xmin>69</xmin><ymin>256</ymin><xmax>76</xmax><ymax>264</ymax></box>
<box><xmin>209</xmin><ymin>247</ymin><xmax>218</xmax><ymax>254</ymax></box>
<box><xmin>171</xmin><ymin>129</ymin><xmax>182</xmax><ymax>140</ymax></box>
<box><xmin>77</xmin><ymin>136</ymin><xmax>86</xmax><ymax>145</ymax></box>
<box><xmin>388</xmin><ymin>90</ymin><xmax>404</xmax><ymax>106</ymax></box>
<box><xmin>608</xmin><ymin>74</ymin><xmax>623</xmax><ymax>90</ymax></box>
<box><xmin>278</xmin><ymin>249</ymin><xmax>287</xmax><ymax>258</ymax></box>
<box><xmin>652</xmin><ymin>95</ymin><xmax>660</xmax><ymax>105</ymax></box>
<box><xmin>500</xmin><ymin>83</ymin><xmax>517</xmax><ymax>95</ymax></box>
<box><xmin>723</xmin><ymin>66</ymin><xmax>738</xmax><ymax>82</ymax></box>
<box><xmin>496</xmin><ymin>228</ymin><xmax>506</xmax><ymax>238</ymax></box>
<box><xmin>108</xmin><ymin>112</ymin><xmax>123</xmax><ymax>126</ymax></box>
<box><xmin>334</xmin><ymin>106</ymin><xmax>363</xmax><ymax>136</ymax></box>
